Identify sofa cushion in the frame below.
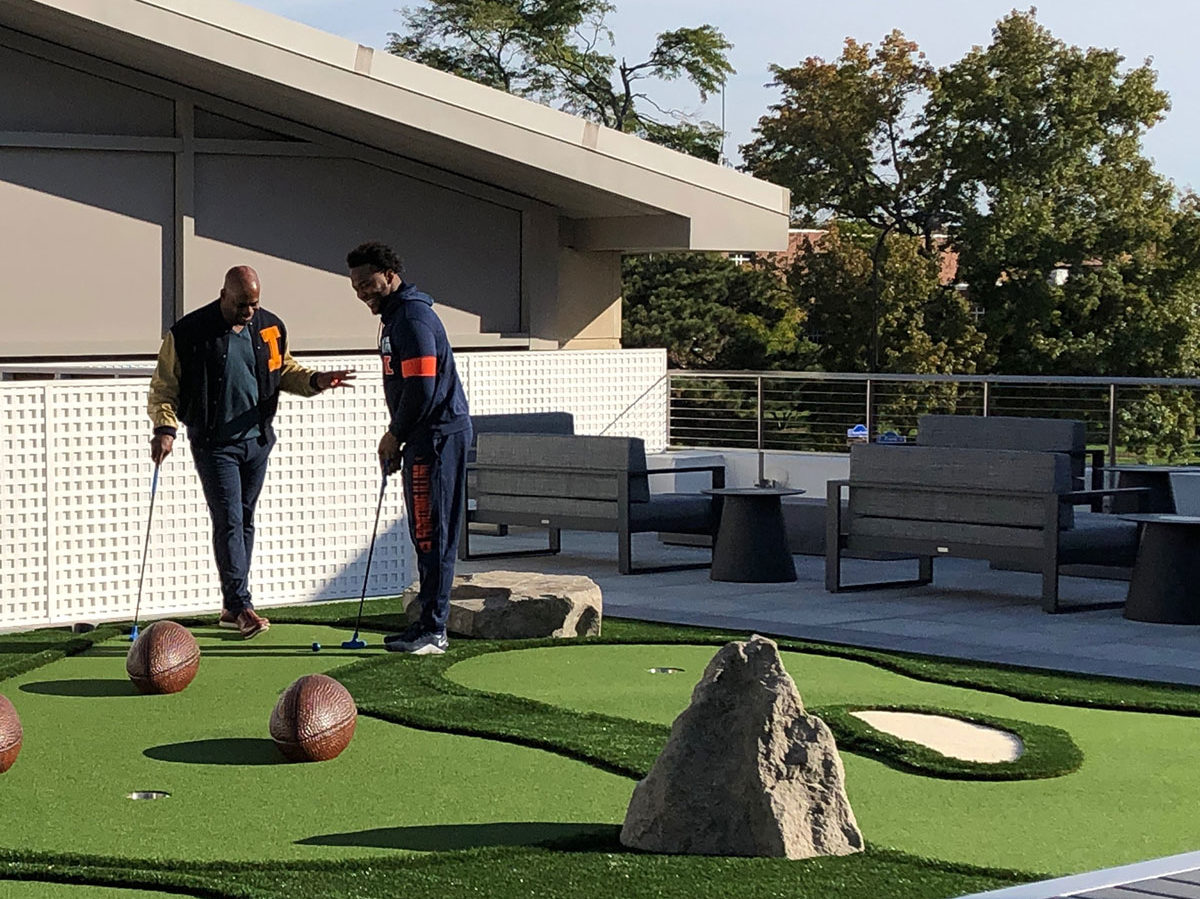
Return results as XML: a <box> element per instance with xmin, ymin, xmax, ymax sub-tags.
<box><xmin>849</xmin><ymin>443</ymin><xmax>1076</xmax><ymax>529</ymax></box>
<box><xmin>1059</xmin><ymin>511</ymin><xmax>1139</xmax><ymax>566</ymax></box>
<box><xmin>468</xmin><ymin>412</ymin><xmax>574</xmax><ymax>463</ymax></box>
<box><xmin>918</xmin><ymin>415</ymin><xmax>1089</xmax><ymax>487</ymax></box>
<box><xmin>628</xmin><ymin>494</ymin><xmax>715</xmax><ymax>534</ymax></box>
<box><xmin>918</xmin><ymin>414</ymin><xmax>1084</xmax><ymax>453</ymax></box>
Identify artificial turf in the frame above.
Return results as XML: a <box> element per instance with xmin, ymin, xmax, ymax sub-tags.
<box><xmin>443</xmin><ymin>642</ymin><xmax>1200</xmax><ymax>873</ymax></box>
<box><xmin>0</xmin><ymin>625</ymin><xmax>630</xmax><ymax>863</ymax></box>
<box><xmin>11</xmin><ymin>598</ymin><xmax>1200</xmax><ymax>897</ymax></box>
<box><xmin>0</xmin><ymin>885</ymin><xmax>180</xmax><ymax>899</ymax></box>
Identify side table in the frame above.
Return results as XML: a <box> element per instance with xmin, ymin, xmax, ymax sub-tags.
<box><xmin>702</xmin><ymin>487</ymin><xmax>805</xmax><ymax>583</ymax></box>
<box><xmin>1119</xmin><ymin>513</ymin><xmax>1200</xmax><ymax>624</ymax></box>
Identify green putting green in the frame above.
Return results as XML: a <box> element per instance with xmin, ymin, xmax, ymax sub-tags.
<box><xmin>0</xmin><ymin>885</ymin><xmax>179</xmax><ymax>898</ymax></box>
<box><xmin>0</xmin><ymin>624</ymin><xmax>631</xmax><ymax>863</ymax></box>
<box><xmin>445</xmin><ymin>643</ymin><xmax>1200</xmax><ymax>874</ymax></box>
<box><xmin>15</xmin><ymin>604</ymin><xmax>1200</xmax><ymax>898</ymax></box>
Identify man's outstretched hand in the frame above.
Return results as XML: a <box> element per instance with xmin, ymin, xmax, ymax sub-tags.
<box><xmin>317</xmin><ymin>369</ymin><xmax>356</xmax><ymax>390</ymax></box>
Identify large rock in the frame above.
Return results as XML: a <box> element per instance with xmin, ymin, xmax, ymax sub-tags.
<box><xmin>404</xmin><ymin>570</ymin><xmax>601</xmax><ymax>639</ymax></box>
<box><xmin>621</xmin><ymin>635</ymin><xmax>863</xmax><ymax>859</ymax></box>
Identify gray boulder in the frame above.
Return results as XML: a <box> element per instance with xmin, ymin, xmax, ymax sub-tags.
<box><xmin>621</xmin><ymin>634</ymin><xmax>863</xmax><ymax>858</ymax></box>
<box><xmin>404</xmin><ymin>570</ymin><xmax>601</xmax><ymax>639</ymax></box>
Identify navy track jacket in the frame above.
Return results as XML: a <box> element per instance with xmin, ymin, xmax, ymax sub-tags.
<box><xmin>378</xmin><ymin>282</ymin><xmax>470</xmax><ymax>443</ymax></box>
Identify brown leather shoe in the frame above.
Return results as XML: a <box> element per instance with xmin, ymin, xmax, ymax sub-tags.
<box><xmin>237</xmin><ymin>608</ymin><xmax>270</xmax><ymax>640</ymax></box>
<box><xmin>217</xmin><ymin>609</ymin><xmax>239</xmax><ymax>630</ymax></box>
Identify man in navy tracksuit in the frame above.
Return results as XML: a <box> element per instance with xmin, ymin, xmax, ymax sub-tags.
<box><xmin>347</xmin><ymin>242</ymin><xmax>471</xmax><ymax>655</ymax></box>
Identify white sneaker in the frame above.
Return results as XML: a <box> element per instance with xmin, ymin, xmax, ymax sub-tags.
<box><xmin>385</xmin><ymin>630</ymin><xmax>448</xmax><ymax>655</ymax></box>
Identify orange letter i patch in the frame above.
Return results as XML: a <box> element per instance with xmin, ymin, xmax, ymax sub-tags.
<box><xmin>260</xmin><ymin>326</ymin><xmax>283</xmax><ymax>372</ymax></box>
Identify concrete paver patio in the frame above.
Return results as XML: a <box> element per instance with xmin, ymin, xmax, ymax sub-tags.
<box><xmin>458</xmin><ymin>528</ymin><xmax>1200</xmax><ymax>686</ymax></box>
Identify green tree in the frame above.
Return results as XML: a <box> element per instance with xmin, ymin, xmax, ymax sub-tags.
<box><xmin>741</xmin><ymin>32</ymin><xmax>955</xmax><ymax>368</ymax></box>
<box><xmin>621</xmin><ymin>252</ymin><xmax>814</xmax><ymax>370</ymax></box>
<box><xmin>742</xmin><ymin>31</ymin><xmax>945</xmax><ymax>245</ymax></box>
<box><xmin>387</xmin><ymin>0</ymin><xmax>733</xmax><ymax>160</ymax></box>
<box><xmin>928</xmin><ymin>10</ymin><xmax>1200</xmax><ymax>379</ymax></box>
<box><xmin>789</xmin><ymin>224</ymin><xmax>984</xmax><ymax>374</ymax></box>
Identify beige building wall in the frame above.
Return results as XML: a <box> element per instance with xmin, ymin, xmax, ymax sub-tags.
<box><xmin>555</xmin><ymin>249</ymin><xmax>623</xmax><ymax>350</ymax></box>
<box><xmin>188</xmin><ymin>154</ymin><xmax>522</xmax><ymax>349</ymax></box>
<box><xmin>0</xmin><ymin>149</ymin><xmax>174</xmax><ymax>356</ymax></box>
<box><xmin>0</xmin><ymin>32</ymin><xmax>626</xmax><ymax>357</ymax></box>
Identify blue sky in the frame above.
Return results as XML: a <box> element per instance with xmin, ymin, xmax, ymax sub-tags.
<box><xmin>241</xmin><ymin>0</ymin><xmax>1200</xmax><ymax>191</ymax></box>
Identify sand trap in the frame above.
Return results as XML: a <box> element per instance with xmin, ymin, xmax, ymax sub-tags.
<box><xmin>850</xmin><ymin>710</ymin><xmax>1024</xmax><ymax>763</ymax></box>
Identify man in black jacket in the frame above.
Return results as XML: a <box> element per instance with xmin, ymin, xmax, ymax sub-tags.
<box><xmin>148</xmin><ymin>266</ymin><xmax>354</xmax><ymax>638</ymax></box>
<box><xmin>347</xmin><ymin>242</ymin><xmax>471</xmax><ymax>655</ymax></box>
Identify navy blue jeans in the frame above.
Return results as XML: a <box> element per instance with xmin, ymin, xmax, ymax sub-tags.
<box><xmin>402</xmin><ymin>427</ymin><xmax>470</xmax><ymax>633</ymax></box>
<box><xmin>191</xmin><ymin>435</ymin><xmax>274</xmax><ymax>615</ymax></box>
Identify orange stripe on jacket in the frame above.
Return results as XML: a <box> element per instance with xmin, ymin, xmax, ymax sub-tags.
<box><xmin>400</xmin><ymin>356</ymin><xmax>437</xmax><ymax>377</ymax></box>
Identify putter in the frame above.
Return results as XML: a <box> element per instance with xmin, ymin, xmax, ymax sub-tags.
<box><xmin>129</xmin><ymin>463</ymin><xmax>161</xmax><ymax>642</ymax></box>
<box><xmin>343</xmin><ymin>464</ymin><xmax>390</xmax><ymax>649</ymax></box>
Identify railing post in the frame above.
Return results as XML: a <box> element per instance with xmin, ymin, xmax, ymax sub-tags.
<box><xmin>982</xmin><ymin>381</ymin><xmax>990</xmax><ymax>417</ymax></box>
<box><xmin>1108</xmin><ymin>382</ymin><xmax>1117</xmax><ymax>482</ymax></box>
<box><xmin>756</xmin><ymin>375</ymin><xmax>765</xmax><ymax>486</ymax></box>
<box><xmin>665</xmin><ymin>371</ymin><xmax>673</xmax><ymax>449</ymax></box>
<box><xmin>864</xmin><ymin>378</ymin><xmax>874</xmax><ymax>439</ymax></box>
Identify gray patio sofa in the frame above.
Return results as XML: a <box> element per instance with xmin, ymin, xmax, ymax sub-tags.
<box><xmin>461</xmin><ymin>433</ymin><xmax>725</xmax><ymax>574</ymax></box>
<box><xmin>825</xmin><ymin>442</ymin><xmax>1147</xmax><ymax>612</ymax></box>
<box><xmin>466</xmin><ymin>412</ymin><xmax>576</xmax><ymax>535</ymax></box>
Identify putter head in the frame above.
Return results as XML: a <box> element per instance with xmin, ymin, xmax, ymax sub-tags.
<box><xmin>129</xmin><ymin>625</ymin><xmax>139</xmax><ymax>642</ymax></box>
<box><xmin>341</xmin><ymin>634</ymin><xmax>368</xmax><ymax>650</ymax></box>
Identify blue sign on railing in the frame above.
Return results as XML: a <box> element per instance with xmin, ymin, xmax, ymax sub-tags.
<box><xmin>876</xmin><ymin>430</ymin><xmax>907</xmax><ymax>444</ymax></box>
<box><xmin>846</xmin><ymin>423</ymin><xmax>869</xmax><ymax>445</ymax></box>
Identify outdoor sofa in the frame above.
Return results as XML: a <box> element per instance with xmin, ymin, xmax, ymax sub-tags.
<box><xmin>826</xmin><ymin>416</ymin><xmax>1148</xmax><ymax>612</ymax></box>
<box><xmin>461</xmin><ymin>433</ymin><xmax>725</xmax><ymax>574</ymax></box>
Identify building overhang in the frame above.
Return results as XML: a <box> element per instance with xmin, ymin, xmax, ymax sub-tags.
<box><xmin>1</xmin><ymin>0</ymin><xmax>791</xmax><ymax>252</ymax></box>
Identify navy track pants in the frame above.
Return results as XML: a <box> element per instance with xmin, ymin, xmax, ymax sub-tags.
<box><xmin>401</xmin><ymin>426</ymin><xmax>471</xmax><ymax>633</ymax></box>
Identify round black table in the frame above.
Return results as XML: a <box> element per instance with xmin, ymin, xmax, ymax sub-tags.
<box><xmin>1120</xmin><ymin>513</ymin><xmax>1200</xmax><ymax>624</ymax></box>
<box><xmin>702</xmin><ymin>487</ymin><xmax>805</xmax><ymax>583</ymax></box>
<box><xmin>1104</xmin><ymin>465</ymin><xmax>1194</xmax><ymax>513</ymax></box>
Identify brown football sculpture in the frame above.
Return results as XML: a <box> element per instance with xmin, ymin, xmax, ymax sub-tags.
<box><xmin>0</xmin><ymin>693</ymin><xmax>22</xmax><ymax>773</ymax></box>
<box><xmin>125</xmin><ymin>620</ymin><xmax>201</xmax><ymax>694</ymax></box>
<box><xmin>269</xmin><ymin>674</ymin><xmax>358</xmax><ymax>762</ymax></box>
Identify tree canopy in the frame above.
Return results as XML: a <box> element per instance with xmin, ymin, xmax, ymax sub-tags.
<box><xmin>744</xmin><ymin>8</ymin><xmax>1200</xmax><ymax>380</ymax></box>
<box><xmin>789</xmin><ymin>225</ymin><xmax>984</xmax><ymax>375</ymax></box>
<box><xmin>387</xmin><ymin>0</ymin><xmax>733</xmax><ymax>159</ymax></box>
<box><xmin>926</xmin><ymin>11</ymin><xmax>1199</xmax><ymax>377</ymax></box>
<box><xmin>742</xmin><ymin>31</ymin><xmax>947</xmax><ymax>248</ymax></box>
<box><xmin>622</xmin><ymin>253</ymin><xmax>814</xmax><ymax>370</ymax></box>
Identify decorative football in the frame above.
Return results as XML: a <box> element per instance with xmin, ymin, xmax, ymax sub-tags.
<box><xmin>269</xmin><ymin>674</ymin><xmax>357</xmax><ymax>763</ymax></box>
<box><xmin>126</xmin><ymin>620</ymin><xmax>201</xmax><ymax>694</ymax></box>
<box><xmin>0</xmin><ymin>693</ymin><xmax>21</xmax><ymax>773</ymax></box>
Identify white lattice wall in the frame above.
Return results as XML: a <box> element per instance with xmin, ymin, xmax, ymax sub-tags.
<box><xmin>0</xmin><ymin>348</ymin><xmax>667</xmax><ymax>630</ymax></box>
<box><xmin>1</xmin><ymin>388</ymin><xmax>49</xmax><ymax>629</ymax></box>
<box><xmin>461</xmin><ymin>348</ymin><xmax>668</xmax><ymax>448</ymax></box>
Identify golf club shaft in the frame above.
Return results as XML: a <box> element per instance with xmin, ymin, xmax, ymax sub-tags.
<box><xmin>352</xmin><ymin>469</ymin><xmax>389</xmax><ymax>635</ymax></box>
<box><xmin>131</xmin><ymin>463</ymin><xmax>161</xmax><ymax>631</ymax></box>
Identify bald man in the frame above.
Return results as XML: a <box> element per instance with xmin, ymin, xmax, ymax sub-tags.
<box><xmin>148</xmin><ymin>266</ymin><xmax>354</xmax><ymax>639</ymax></box>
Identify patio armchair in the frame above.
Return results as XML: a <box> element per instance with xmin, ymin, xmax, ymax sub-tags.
<box><xmin>461</xmin><ymin>433</ymin><xmax>725</xmax><ymax>574</ymax></box>
<box><xmin>466</xmin><ymin>412</ymin><xmax>576</xmax><ymax>535</ymax></box>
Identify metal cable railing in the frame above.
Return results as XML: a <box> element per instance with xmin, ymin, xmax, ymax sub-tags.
<box><xmin>669</xmin><ymin>371</ymin><xmax>1200</xmax><ymax>469</ymax></box>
